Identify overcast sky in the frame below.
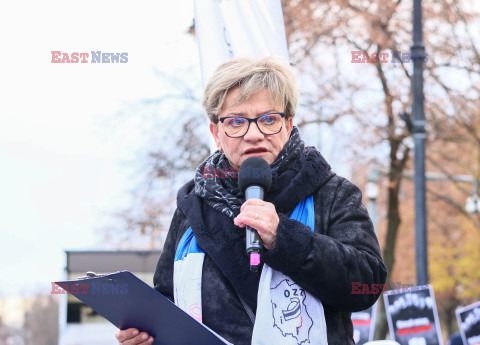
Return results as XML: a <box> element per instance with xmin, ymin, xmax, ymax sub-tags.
<box><xmin>0</xmin><ymin>0</ymin><xmax>199</xmax><ymax>296</ymax></box>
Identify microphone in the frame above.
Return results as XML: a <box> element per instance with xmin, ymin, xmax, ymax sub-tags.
<box><xmin>238</xmin><ymin>157</ymin><xmax>272</xmax><ymax>272</ymax></box>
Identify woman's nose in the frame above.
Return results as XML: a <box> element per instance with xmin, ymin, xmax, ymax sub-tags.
<box><xmin>243</xmin><ymin>122</ymin><xmax>264</xmax><ymax>141</ymax></box>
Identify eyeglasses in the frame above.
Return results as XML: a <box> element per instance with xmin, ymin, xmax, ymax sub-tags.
<box><xmin>218</xmin><ymin>112</ymin><xmax>286</xmax><ymax>138</ymax></box>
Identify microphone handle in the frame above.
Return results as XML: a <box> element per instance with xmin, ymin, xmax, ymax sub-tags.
<box><xmin>246</xmin><ymin>225</ymin><xmax>262</xmax><ymax>254</ymax></box>
<box><xmin>245</xmin><ymin>186</ymin><xmax>264</xmax><ymax>271</ymax></box>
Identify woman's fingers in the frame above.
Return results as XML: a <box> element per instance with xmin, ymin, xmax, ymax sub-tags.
<box><xmin>129</xmin><ymin>333</ymin><xmax>154</xmax><ymax>345</ymax></box>
<box><xmin>235</xmin><ymin>200</ymin><xmax>279</xmax><ymax>250</ymax></box>
<box><xmin>137</xmin><ymin>339</ymin><xmax>154</xmax><ymax>345</ymax></box>
<box><xmin>240</xmin><ymin>198</ymin><xmax>264</xmax><ymax>212</ymax></box>
<box><xmin>115</xmin><ymin>328</ymin><xmax>154</xmax><ymax>345</ymax></box>
<box><xmin>115</xmin><ymin>328</ymin><xmax>139</xmax><ymax>342</ymax></box>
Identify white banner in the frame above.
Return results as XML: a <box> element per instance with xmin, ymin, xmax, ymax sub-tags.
<box><xmin>194</xmin><ymin>0</ymin><xmax>289</xmax><ymax>86</ymax></box>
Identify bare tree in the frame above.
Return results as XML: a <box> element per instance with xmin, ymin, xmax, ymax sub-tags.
<box><xmin>281</xmin><ymin>0</ymin><xmax>480</xmax><ymax>339</ymax></box>
<box><xmin>100</xmin><ymin>68</ymin><xmax>210</xmax><ymax>249</ymax></box>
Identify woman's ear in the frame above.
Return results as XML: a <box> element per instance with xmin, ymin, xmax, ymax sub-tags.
<box><xmin>286</xmin><ymin>117</ymin><xmax>294</xmax><ymax>135</ymax></box>
<box><xmin>210</xmin><ymin>123</ymin><xmax>222</xmax><ymax>150</ymax></box>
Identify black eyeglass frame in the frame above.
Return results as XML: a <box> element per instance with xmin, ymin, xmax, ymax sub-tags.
<box><xmin>218</xmin><ymin>112</ymin><xmax>286</xmax><ymax>138</ymax></box>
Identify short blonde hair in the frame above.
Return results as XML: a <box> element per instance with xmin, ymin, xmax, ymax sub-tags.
<box><xmin>202</xmin><ymin>56</ymin><xmax>298</xmax><ymax>123</ymax></box>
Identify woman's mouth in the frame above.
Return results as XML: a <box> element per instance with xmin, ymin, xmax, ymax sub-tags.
<box><xmin>244</xmin><ymin>147</ymin><xmax>268</xmax><ymax>155</ymax></box>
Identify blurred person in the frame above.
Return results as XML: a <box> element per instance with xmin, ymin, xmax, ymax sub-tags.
<box><xmin>115</xmin><ymin>57</ymin><xmax>387</xmax><ymax>345</ymax></box>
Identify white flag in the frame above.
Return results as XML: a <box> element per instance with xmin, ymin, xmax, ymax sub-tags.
<box><xmin>194</xmin><ymin>0</ymin><xmax>289</xmax><ymax>86</ymax></box>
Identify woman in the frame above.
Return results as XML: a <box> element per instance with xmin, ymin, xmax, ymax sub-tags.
<box><xmin>116</xmin><ymin>57</ymin><xmax>387</xmax><ymax>345</ymax></box>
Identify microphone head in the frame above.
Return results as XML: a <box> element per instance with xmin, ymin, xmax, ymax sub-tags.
<box><xmin>238</xmin><ymin>157</ymin><xmax>272</xmax><ymax>193</ymax></box>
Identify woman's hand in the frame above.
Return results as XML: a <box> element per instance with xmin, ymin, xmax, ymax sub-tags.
<box><xmin>234</xmin><ymin>199</ymin><xmax>279</xmax><ymax>250</ymax></box>
<box><xmin>115</xmin><ymin>328</ymin><xmax>154</xmax><ymax>345</ymax></box>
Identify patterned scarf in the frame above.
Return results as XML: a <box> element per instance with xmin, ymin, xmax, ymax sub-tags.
<box><xmin>194</xmin><ymin>126</ymin><xmax>304</xmax><ymax>218</ymax></box>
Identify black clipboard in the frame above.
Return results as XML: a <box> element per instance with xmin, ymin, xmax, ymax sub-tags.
<box><xmin>54</xmin><ymin>271</ymin><xmax>231</xmax><ymax>345</ymax></box>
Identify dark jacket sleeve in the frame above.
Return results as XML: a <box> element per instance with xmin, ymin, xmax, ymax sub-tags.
<box><xmin>262</xmin><ymin>176</ymin><xmax>387</xmax><ymax>312</ymax></box>
<box><xmin>153</xmin><ymin>208</ymin><xmax>186</xmax><ymax>302</ymax></box>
